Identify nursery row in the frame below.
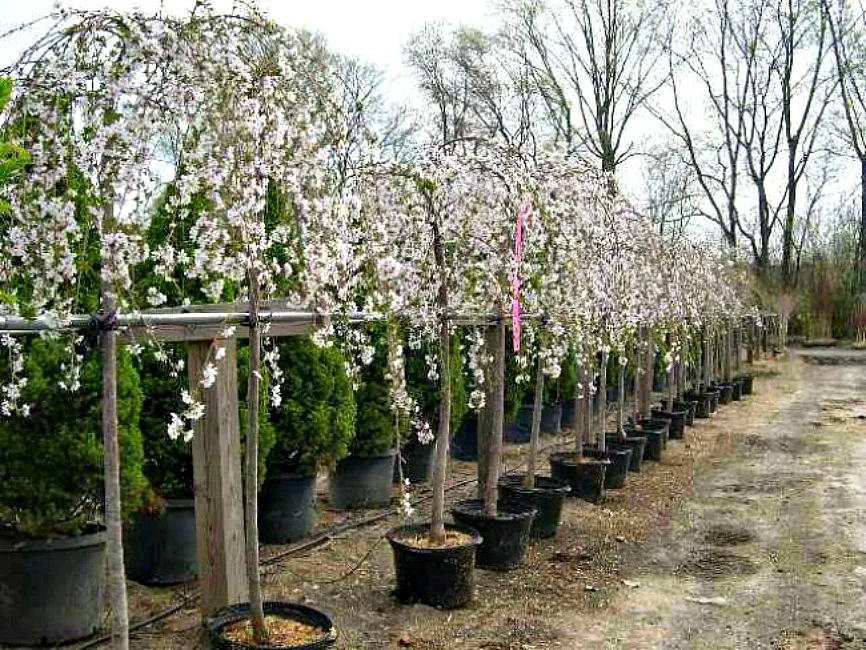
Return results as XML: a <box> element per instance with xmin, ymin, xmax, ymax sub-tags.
<box><xmin>0</xmin><ymin>5</ymin><xmax>773</xmax><ymax>648</ymax></box>
<box><xmin>0</xmin><ymin>320</ymin><xmax>763</xmax><ymax>647</ymax></box>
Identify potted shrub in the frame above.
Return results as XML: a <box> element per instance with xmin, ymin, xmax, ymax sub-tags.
<box><xmin>0</xmin><ymin>338</ymin><xmax>146</xmax><ymax>645</ymax></box>
<box><xmin>124</xmin><ymin>346</ymin><xmax>197</xmax><ymax>585</ymax></box>
<box><xmin>332</xmin><ymin>331</ymin><xmax>398</xmax><ymax>509</ymax></box>
<box><xmin>260</xmin><ymin>337</ymin><xmax>355</xmax><ymax>543</ymax></box>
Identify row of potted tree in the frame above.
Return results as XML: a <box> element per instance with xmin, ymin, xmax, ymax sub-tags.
<box><xmin>0</xmin><ymin>4</ymin><xmax>757</xmax><ymax>648</ymax></box>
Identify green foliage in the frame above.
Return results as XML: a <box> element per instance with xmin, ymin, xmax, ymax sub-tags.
<box><xmin>0</xmin><ymin>78</ymin><xmax>29</xmax><ymax>193</ymax></box>
<box><xmin>353</xmin><ymin>326</ymin><xmax>406</xmax><ymax>455</ymax></box>
<box><xmin>266</xmin><ymin>338</ymin><xmax>356</xmax><ymax>476</ymax></box>
<box><xmin>135</xmin><ymin>346</ymin><xmax>194</xmax><ymax>504</ymax></box>
<box><xmin>405</xmin><ymin>334</ymin><xmax>468</xmax><ymax>434</ymax></box>
<box><xmin>0</xmin><ymin>338</ymin><xmax>145</xmax><ymax>539</ymax></box>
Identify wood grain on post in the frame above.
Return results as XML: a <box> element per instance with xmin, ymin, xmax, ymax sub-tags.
<box><xmin>188</xmin><ymin>339</ymin><xmax>248</xmax><ymax>616</ymax></box>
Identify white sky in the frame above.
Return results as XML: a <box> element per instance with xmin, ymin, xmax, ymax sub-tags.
<box><xmin>0</xmin><ymin>0</ymin><xmax>496</xmax><ymax>103</ymax></box>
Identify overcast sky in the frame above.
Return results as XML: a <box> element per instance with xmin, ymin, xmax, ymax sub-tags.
<box><xmin>0</xmin><ymin>0</ymin><xmax>495</xmax><ymax>103</ymax></box>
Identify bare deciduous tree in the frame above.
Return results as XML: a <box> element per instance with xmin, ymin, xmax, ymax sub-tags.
<box><xmin>500</xmin><ymin>0</ymin><xmax>670</xmax><ymax>175</ymax></box>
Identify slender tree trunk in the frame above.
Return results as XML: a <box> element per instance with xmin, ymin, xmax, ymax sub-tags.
<box><xmin>632</xmin><ymin>344</ymin><xmax>641</xmax><ymax>423</ymax></box>
<box><xmin>571</xmin><ymin>356</ymin><xmax>581</xmax><ymax>443</ymax></box>
<box><xmin>245</xmin><ymin>272</ymin><xmax>267</xmax><ymax>643</ymax></box>
<box><xmin>583</xmin><ymin>358</ymin><xmax>593</xmax><ymax>447</ymax></box>
<box><xmin>576</xmin><ymin>363</ymin><xmax>587</xmax><ymax>454</ymax></box>
<box><xmin>101</xmin><ymin>282</ymin><xmax>129</xmax><ymax>650</ymax></box>
<box><xmin>525</xmin><ymin>355</ymin><xmax>544</xmax><ymax>488</ymax></box>
<box><xmin>430</xmin><ymin>220</ymin><xmax>451</xmax><ymax>542</ymax></box>
<box><xmin>101</xmin><ymin>193</ymin><xmax>129</xmax><ymax>650</ymax></box>
<box><xmin>724</xmin><ymin>322</ymin><xmax>733</xmax><ymax>382</ymax></box>
<box><xmin>476</xmin><ymin>325</ymin><xmax>497</xmax><ymax>499</ymax></box>
<box><xmin>483</xmin><ymin>318</ymin><xmax>505</xmax><ymax>516</ymax></box>
<box><xmin>641</xmin><ymin>332</ymin><xmax>654</xmax><ymax>418</ymax></box>
<box><xmin>666</xmin><ymin>355</ymin><xmax>674</xmax><ymax>412</ymax></box>
<box><xmin>856</xmin><ymin>159</ymin><xmax>866</xmax><ymax>288</ymax></box>
<box><xmin>617</xmin><ymin>355</ymin><xmax>626</xmax><ymax>438</ymax></box>
<box><xmin>597</xmin><ymin>349</ymin><xmax>609</xmax><ymax>451</ymax></box>
<box><xmin>703</xmin><ymin>328</ymin><xmax>711</xmax><ymax>389</ymax></box>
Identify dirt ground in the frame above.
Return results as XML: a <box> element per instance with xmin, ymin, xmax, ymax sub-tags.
<box><xmin>69</xmin><ymin>354</ymin><xmax>866</xmax><ymax>648</ymax></box>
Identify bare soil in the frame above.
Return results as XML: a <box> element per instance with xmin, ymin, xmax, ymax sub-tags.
<box><xmin>26</xmin><ymin>353</ymin><xmax>866</xmax><ymax>649</ymax></box>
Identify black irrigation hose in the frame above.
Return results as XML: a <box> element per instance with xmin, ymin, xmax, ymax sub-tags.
<box><xmin>73</xmin><ymin>436</ymin><xmax>572</xmax><ymax>650</ymax></box>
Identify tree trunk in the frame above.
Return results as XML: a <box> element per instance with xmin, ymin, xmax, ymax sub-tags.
<box><xmin>525</xmin><ymin>355</ymin><xmax>544</xmax><ymax>488</ymax></box>
<box><xmin>597</xmin><ymin>349</ymin><xmax>609</xmax><ymax>451</ymax></box>
<box><xmin>576</xmin><ymin>363</ymin><xmax>587</xmax><ymax>454</ymax></box>
<box><xmin>860</xmin><ymin>158</ymin><xmax>866</xmax><ymax>291</ymax></box>
<box><xmin>583</xmin><ymin>358</ymin><xmax>593</xmax><ymax>447</ymax></box>
<box><xmin>617</xmin><ymin>354</ymin><xmax>626</xmax><ymax>437</ymax></box>
<box><xmin>483</xmin><ymin>318</ymin><xmax>506</xmax><ymax>516</ymax></box>
<box><xmin>430</xmin><ymin>220</ymin><xmax>451</xmax><ymax>542</ymax></box>
<box><xmin>244</xmin><ymin>272</ymin><xmax>267</xmax><ymax>643</ymax></box>
<box><xmin>101</xmin><ymin>283</ymin><xmax>129</xmax><ymax>650</ymax></box>
<box><xmin>723</xmin><ymin>322</ymin><xmax>732</xmax><ymax>382</ymax></box>
<box><xmin>571</xmin><ymin>357</ymin><xmax>580</xmax><ymax>444</ymax></box>
<box><xmin>476</xmin><ymin>325</ymin><xmax>497</xmax><ymax>499</ymax></box>
<box><xmin>641</xmin><ymin>331</ymin><xmax>654</xmax><ymax>418</ymax></box>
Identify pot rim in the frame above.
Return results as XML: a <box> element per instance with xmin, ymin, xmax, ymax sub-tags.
<box><xmin>387</xmin><ymin>522</ymin><xmax>483</xmax><ymax>552</ymax></box>
<box><xmin>204</xmin><ymin>601</ymin><xmax>337</xmax><ymax>650</ymax></box>
<box><xmin>451</xmin><ymin>497</ymin><xmax>538</xmax><ymax>521</ymax></box>
<box><xmin>0</xmin><ymin>525</ymin><xmax>106</xmax><ymax>553</ymax></box>
<box><xmin>548</xmin><ymin>451</ymin><xmax>611</xmax><ymax>466</ymax></box>
<box><xmin>498</xmin><ymin>474</ymin><xmax>571</xmax><ymax>496</ymax></box>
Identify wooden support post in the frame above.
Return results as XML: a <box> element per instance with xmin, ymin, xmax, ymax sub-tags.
<box><xmin>189</xmin><ymin>339</ymin><xmax>248</xmax><ymax>616</ymax></box>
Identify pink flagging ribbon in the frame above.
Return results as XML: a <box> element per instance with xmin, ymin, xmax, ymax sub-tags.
<box><xmin>512</xmin><ymin>197</ymin><xmax>532</xmax><ymax>352</ymax></box>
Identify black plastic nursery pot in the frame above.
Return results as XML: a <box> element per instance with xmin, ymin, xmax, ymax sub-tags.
<box><xmin>679</xmin><ymin>400</ymin><xmax>697</xmax><ymax>426</ymax></box>
<box><xmin>125</xmin><ymin>498</ymin><xmax>197</xmax><ymax>585</ymax></box>
<box><xmin>642</xmin><ymin>418</ymin><xmax>671</xmax><ymax>448</ymax></box>
<box><xmin>541</xmin><ymin>403</ymin><xmax>563</xmax><ymax>434</ymax></box>
<box><xmin>627</xmin><ymin>423</ymin><xmax>665</xmax><ymax>461</ymax></box>
<box><xmin>607</xmin><ymin>434</ymin><xmax>646</xmax><ymax>472</ymax></box>
<box><xmin>330</xmin><ymin>451</ymin><xmax>395</xmax><ymax>510</ymax></box>
<box><xmin>0</xmin><ymin>527</ymin><xmax>105</xmax><ymax>645</ymax></box>
<box><xmin>707</xmin><ymin>390</ymin><xmax>720</xmax><ymax>413</ymax></box>
<box><xmin>738</xmin><ymin>373</ymin><xmax>754</xmax><ymax>395</ymax></box>
<box><xmin>549</xmin><ymin>452</ymin><xmax>610</xmax><ymax>503</ymax></box>
<box><xmin>505</xmin><ymin>405</ymin><xmax>534</xmax><ymax>443</ymax></box>
<box><xmin>498</xmin><ymin>475</ymin><xmax>570</xmax><ymax>539</ymax></box>
<box><xmin>204</xmin><ymin>601</ymin><xmax>337</xmax><ymax>650</ymax></box>
<box><xmin>731</xmin><ymin>378</ymin><xmax>743</xmax><ymax>401</ymax></box>
<box><xmin>395</xmin><ymin>436</ymin><xmax>436</xmax><ymax>483</ymax></box>
<box><xmin>715</xmin><ymin>383</ymin><xmax>734</xmax><ymax>405</ymax></box>
<box><xmin>258</xmin><ymin>474</ymin><xmax>317</xmax><ymax>544</ymax></box>
<box><xmin>651</xmin><ymin>409</ymin><xmax>686</xmax><ymax>440</ymax></box>
<box><xmin>451</xmin><ymin>499</ymin><xmax>536</xmax><ymax>571</ymax></box>
<box><xmin>450</xmin><ymin>415</ymin><xmax>479</xmax><ymax>462</ymax></box>
<box><xmin>387</xmin><ymin>522</ymin><xmax>482</xmax><ymax>609</ymax></box>
<box><xmin>693</xmin><ymin>393</ymin><xmax>712</xmax><ymax>418</ymax></box>
<box><xmin>583</xmin><ymin>446</ymin><xmax>633</xmax><ymax>489</ymax></box>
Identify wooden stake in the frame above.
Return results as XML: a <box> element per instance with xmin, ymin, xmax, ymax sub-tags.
<box><xmin>189</xmin><ymin>339</ymin><xmax>247</xmax><ymax>616</ymax></box>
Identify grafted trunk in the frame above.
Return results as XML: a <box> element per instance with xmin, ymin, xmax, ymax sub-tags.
<box><xmin>597</xmin><ymin>349</ymin><xmax>609</xmax><ymax>451</ymax></box>
<box><xmin>617</xmin><ymin>355</ymin><xmax>626</xmax><ymax>437</ymax></box>
<box><xmin>430</xmin><ymin>220</ymin><xmax>451</xmax><ymax>543</ymax></box>
<box><xmin>482</xmin><ymin>318</ymin><xmax>506</xmax><ymax>517</ymax></box>
<box><xmin>576</xmin><ymin>363</ymin><xmax>588</xmax><ymax>454</ymax></box>
<box><xmin>101</xmin><ymin>285</ymin><xmax>129</xmax><ymax>650</ymax></box>
<box><xmin>244</xmin><ymin>272</ymin><xmax>267</xmax><ymax>643</ymax></box>
<box><xmin>476</xmin><ymin>325</ymin><xmax>497</xmax><ymax>499</ymax></box>
<box><xmin>101</xmin><ymin>195</ymin><xmax>129</xmax><ymax>650</ymax></box>
<box><xmin>525</xmin><ymin>356</ymin><xmax>544</xmax><ymax>488</ymax></box>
